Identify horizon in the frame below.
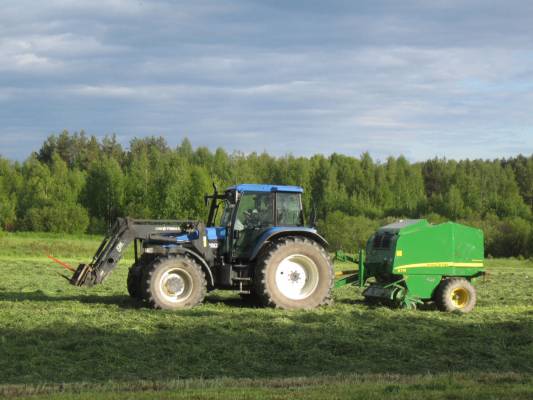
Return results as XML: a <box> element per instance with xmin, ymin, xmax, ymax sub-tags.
<box><xmin>1</xmin><ymin>131</ymin><xmax>532</xmax><ymax>164</ymax></box>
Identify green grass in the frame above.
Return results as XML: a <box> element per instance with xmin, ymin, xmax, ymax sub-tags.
<box><xmin>0</xmin><ymin>232</ymin><xmax>104</xmax><ymax>259</ymax></box>
<box><xmin>5</xmin><ymin>373</ymin><xmax>533</xmax><ymax>400</ymax></box>
<box><xmin>0</xmin><ymin>233</ymin><xmax>532</xmax><ymax>399</ymax></box>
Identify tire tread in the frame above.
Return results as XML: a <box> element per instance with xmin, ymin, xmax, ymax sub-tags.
<box><xmin>254</xmin><ymin>236</ymin><xmax>334</xmax><ymax>309</ymax></box>
<box><xmin>435</xmin><ymin>277</ymin><xmax>476</xmax><ymax>313</ymax></box>
<box><xmin>142</xmin><ymin>254</ymin><xmax>207</xmax><ymax>310</ymax></box>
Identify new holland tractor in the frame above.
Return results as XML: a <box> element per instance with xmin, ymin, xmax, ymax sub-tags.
<box><xmin>67</xmin><ymin>184</ymin><xmax>333</xmax><ymax>310</ymax></box>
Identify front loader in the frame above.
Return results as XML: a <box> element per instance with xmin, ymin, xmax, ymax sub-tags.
<box><xmin>61</xmin><ymin>184</ymin><xmax>334</xmax><ymax>310</ymax></box>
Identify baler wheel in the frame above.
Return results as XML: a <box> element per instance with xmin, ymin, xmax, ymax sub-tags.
<box><xmin>142</xmin><ymin>255</ymin><xmax>207</xmax><ymax>310</ymax></box>
<box><xmin>254</xmin><ymin>237</ymin><xmax>333</xmax><ymax>309</ymax></box>
<box><xmin>435</xmin><ymin>278</ymin><xmax>476</xmax><ymax>313</ymax></box>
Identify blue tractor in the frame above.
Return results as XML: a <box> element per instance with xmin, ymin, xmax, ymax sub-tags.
<box><xmin>69</xmin><ymin>184</ymin><xmax>334</xmax><ymax>310</ymax></box>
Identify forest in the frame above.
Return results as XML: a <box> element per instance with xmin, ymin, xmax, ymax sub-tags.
<box><xmin>0</xmin><ymin>130</ymin><xmax>532</xmax><ymax>257</ymax></box>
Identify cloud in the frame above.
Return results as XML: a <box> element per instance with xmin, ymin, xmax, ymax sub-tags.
<box><xmin>0</xmin><ymin>0</ymin><xmax>532</xmax><ymax>161</ymax></box>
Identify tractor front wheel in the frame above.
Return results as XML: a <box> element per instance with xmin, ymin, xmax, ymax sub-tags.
<box><xmin>435</xmin><ymin>278</ymin><xmax>476</xmax><ymax>313</ymax></box>
<box><xmin>254</xmin><ymin>237</ymin><xmax>333</xmax><ymax>309</ymax></box>
<box><xmin>127</xmin><ymin>254</ymin><xmax>154</xmax><ymax>300</ymax></box>
<box><xmin>127</xmin><ymin>264</ymin><xmax>143</xmax><ymax>299</ymax></box>
<box><xmin>142</xmin><ymin>255</ymin><xmax>207</xmax><ymax>310</ymax></box>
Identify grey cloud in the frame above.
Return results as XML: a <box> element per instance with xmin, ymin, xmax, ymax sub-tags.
<box><xmin>0</xmin><ymin>1</ymin><xmax>532</xmax><ymax>161</ymax></box>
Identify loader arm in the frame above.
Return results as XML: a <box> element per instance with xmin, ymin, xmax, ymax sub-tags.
<box><xmin>70</xmin><ymin>217</ymin><xmax>209</xmax><ymax>287</ymax></box>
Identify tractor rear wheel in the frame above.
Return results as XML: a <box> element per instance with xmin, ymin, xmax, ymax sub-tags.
<box><xmin>254</xmin><ymin>237</ymin><xmax>333</xmax><ymax>309</ymax></box>
<box><xmin>435</xmin><ymin>278</ymin><xmax>476</xmax><ymax>313</ymax></box>
<box><xmin>142</xmin><ymin>255</ymin><xmax>207</xmax><ymax>310</ymax></box>
<box><xmin>127</xmin><ymin>254</ymin><xmax>154</xmax><ymax>299</ymax></box>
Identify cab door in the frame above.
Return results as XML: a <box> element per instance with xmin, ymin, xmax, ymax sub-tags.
<box><xmin>231</xmin><ymin>191</ymin><xmax>274</xmax><ymax>260</ymax></box>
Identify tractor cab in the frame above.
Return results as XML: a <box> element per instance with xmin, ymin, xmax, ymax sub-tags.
<box><xmin>206</xmin><ymin>184</ymin><xmax>305</xmax><ymax>261</ymax></box>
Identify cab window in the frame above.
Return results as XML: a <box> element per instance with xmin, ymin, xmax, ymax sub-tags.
<box><xmin>276</xmin><ymin>193</ymin><xmax>303</xmax><ymax>226</ymax></box>
<box><xmin>219</xmin><ymin>200</ymin><xmax>234</xmax><ymax>226</ymax></box>
<box><xmin>235</xmin><ymin>192</ymin><xmax>274</xmax><ymax>230</ymax></box>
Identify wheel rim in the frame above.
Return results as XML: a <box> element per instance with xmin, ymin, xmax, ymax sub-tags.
<box><xmin>275</xmin><ymin>254</ymin><xmax>320</xmax><ymax>300</ymax></box>
<box><xmin>450</xmin><ymin>287</ymin><xmax>469</xmax><ymax>308</ymax></box>
<box><xmin>159</xmin><ymin>268</ymin><xmax>194</xmax><ymax>303</ymax></box>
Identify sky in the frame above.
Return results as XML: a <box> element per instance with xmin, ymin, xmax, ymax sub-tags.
<box><xmin>1</xmin><ymin>0</ymin><xmax>532</xmax><ymax>162</ymax></box>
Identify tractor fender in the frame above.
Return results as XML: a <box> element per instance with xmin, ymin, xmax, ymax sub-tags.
<box><xmin>174</xmin><ymin>247</ymin><xmax>215</xmax><ymax>287</ymax></box>
<box><xmin>249</xmin><ymin>227</ymin><xmax>329</xmax><ymax>261</ymax></box>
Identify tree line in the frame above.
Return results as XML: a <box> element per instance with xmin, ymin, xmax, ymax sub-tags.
<box><xmin>1</xmin><ymin>130</ymin><xmax>532</xmax><ymax>257</ymax></box>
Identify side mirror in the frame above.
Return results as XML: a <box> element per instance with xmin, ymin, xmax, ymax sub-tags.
<box><xmin>233</xmin><ymin>230</ymin><xmax>240</xmax><ymax>240</ymax></box>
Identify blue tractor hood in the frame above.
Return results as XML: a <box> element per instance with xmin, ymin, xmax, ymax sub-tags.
<box><xmin>207</xmin><ymin>227</ymin><xmax>227</xmax><ymax>241</ymax></box>
<box><xmin>173</xmin><ymin>227</ymin><xmax>226</xmax><ymax>243</ymax></box>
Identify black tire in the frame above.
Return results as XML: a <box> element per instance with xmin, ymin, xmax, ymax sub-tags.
<box><xmin>363</xmin><ymin>296</ymin><xmax>380</xmax><ymax>306</ymax></box>
<box><xmin>142</xmin><ymin>255</ymin><xmax>207</xmax><ymax>310</ymax></box>
<box><xmin>254</xmin><ymin>237</ymin><xmax>334</xmax><ymax>309</ymax></box>
<box><xmin>127</xmin><ymin>264</ymin><xmax>143</xmax><ymax>299</ymax></box>
<box><xmin>127</xmin><ymin>254</ymin><xmax>154</xmax><ymax>299</ymax></box>
<box><xmin>435</xmin><ymin>278</ymin><xmax>476</xmax><ymax>313</ymax></box>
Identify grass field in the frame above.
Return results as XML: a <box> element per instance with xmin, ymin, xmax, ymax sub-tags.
<box><xmin>0</xmin><ymin>232</ymin><xmax>532</xmax><ymax>399</ymax></box>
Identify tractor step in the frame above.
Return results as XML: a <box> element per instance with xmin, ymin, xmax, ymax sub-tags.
<box><xmin>232</xmin><ymin>276</ymin><xmax>252</xmax><ymax>293</ymax></box>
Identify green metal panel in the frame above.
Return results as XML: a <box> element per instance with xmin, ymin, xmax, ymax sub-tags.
<box><xmin>392</xmin><ymin>221</ymin><xmax>484</xmax><ymax>278</ymax></box>
<box><xmin>404</xmin><ymin>274</ymin><xmax>442</xmax><ymax>298</ymax></box>
<box><xmin>358</xmin><ymin>249</ymin><xmax>366</xmax><ymax>288</ymax></box>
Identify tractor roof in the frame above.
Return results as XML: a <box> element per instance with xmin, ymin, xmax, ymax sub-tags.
<box><xmin>226</xmin><ymin>184</ymin><xmax>304</xmax><ymax>193</ymax></box>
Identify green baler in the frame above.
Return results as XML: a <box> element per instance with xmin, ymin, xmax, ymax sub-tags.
<box><xmin>336</xmin><ymin>219</ymin><xmax>485</xmax><ymax>312</ymax></box>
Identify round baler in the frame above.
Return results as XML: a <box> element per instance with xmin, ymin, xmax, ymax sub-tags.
<box><xmin>336</xmin><ymin>219</ymin><xmax>485</xmax><ymax>312</ymax></box>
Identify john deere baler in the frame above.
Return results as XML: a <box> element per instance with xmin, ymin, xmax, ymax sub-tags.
<box><xmin>336</xmin><ymin>219</ymin><xmax>485</xmax><ymax>312</ymax></box>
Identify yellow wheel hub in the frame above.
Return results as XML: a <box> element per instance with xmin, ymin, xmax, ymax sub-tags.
<box><xmin>450</xmin><ymin>287</ymin><xmax>469</xmax><ymax>308</ymax></box>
